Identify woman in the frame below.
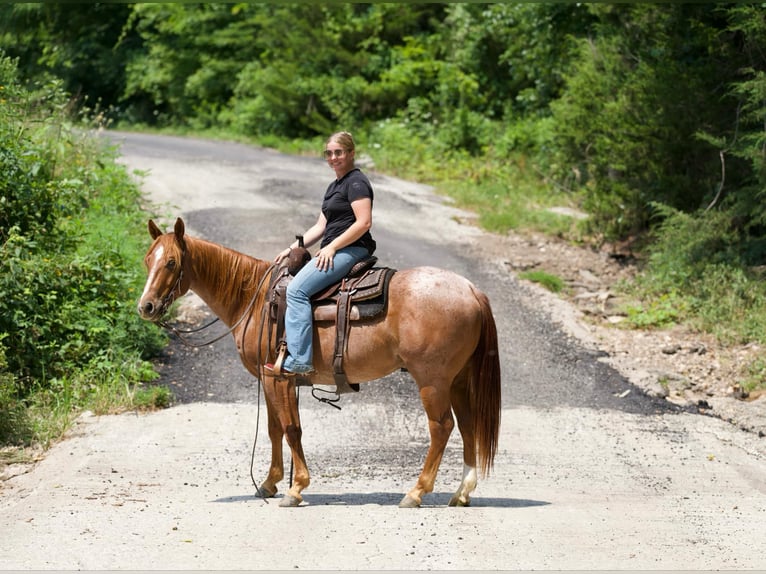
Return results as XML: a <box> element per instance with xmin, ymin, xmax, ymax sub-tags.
<box><xmin>268</xmin><ymin>131</ymin><xmax>376</xmax><ymax>375</ymax></box>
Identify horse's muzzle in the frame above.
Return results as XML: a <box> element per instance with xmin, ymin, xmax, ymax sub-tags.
<box><xmin>137</xmin><ymin>298</ymin><xmax>161</xmax><ymax>321</ymax></box>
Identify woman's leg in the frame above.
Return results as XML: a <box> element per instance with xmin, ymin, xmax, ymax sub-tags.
<box><xmin>283</xmin><ymin>246</ymin><xmax>368</xmax><ymax>372</ymax></box>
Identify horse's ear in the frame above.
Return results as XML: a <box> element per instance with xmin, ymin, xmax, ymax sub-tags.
<box><xmin>173</xmin><ymin>217</ymin><xmax>186</xmax><ymax>248</ymax></box>
<box><xmin>148</xmin><ymin>219</ymin><xmax>163</xmax><ymax>240</ymax></box>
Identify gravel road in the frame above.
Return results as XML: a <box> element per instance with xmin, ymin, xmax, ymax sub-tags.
<box><xmin>1</xmin><ymin>131</ymin><xmax>764</xmax><ymax>570</ymax></box>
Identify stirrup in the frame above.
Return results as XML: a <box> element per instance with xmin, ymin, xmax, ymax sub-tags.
<box><xmin>272</xmin><ymin>342</ymin><xmax>288</xmax><ymax>376</ymax></box>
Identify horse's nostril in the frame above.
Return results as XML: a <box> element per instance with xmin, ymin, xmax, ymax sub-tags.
<box><xmin>139</xmin><ymin>301</ymin><xmax>155</xmax><ymax>316</ymax></box>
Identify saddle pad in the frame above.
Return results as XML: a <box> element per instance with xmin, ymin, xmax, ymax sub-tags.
<box><xmin>313</xmin><ymin>267</ymin><xmax>395</xmax><ymax>321</ymax></box>
<box><xmin>312</xmin><ymin>266</ymin><xmax>392</xmax><ymax>303</ymax></box>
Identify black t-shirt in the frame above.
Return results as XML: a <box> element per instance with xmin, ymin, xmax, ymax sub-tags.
<box><xmin>321</xmin><ymin>168</ymin><xmax>376</xmax><ymax>254</ymax></box>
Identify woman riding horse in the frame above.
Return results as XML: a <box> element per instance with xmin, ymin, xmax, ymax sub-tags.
<box><xmin>269</xmin><ymin>131</ymin><xmax>376</xmax><ymax>376</ymax></box>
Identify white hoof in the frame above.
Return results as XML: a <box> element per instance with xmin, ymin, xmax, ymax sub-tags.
<box><xmin>279</xmin><ymin>494</ymin><xmax>302</xmax><ymax>507</ymax></box>
<box><xmin>448</xmin><ymin>493</ymin><xmax>471</xmax><ymax>507</ymax></box>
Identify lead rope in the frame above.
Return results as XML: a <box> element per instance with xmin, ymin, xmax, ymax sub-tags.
<box><xmin>158</xmin><ymin>291</ymin><xmax>257</xmax><ymax>348</ymax></box>
<box><xmin>249</xmin><ymin>376</ymin><xmax>269</xmax><ymax>503</ymax></box>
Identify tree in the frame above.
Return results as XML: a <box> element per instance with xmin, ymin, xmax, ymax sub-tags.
<box><xmin>0</xmin><ymin>3</ymin><xmax>135</xmax><ymax>114</ymax></box>
<box><xmin>550</xmin><ymin>4</ymin><xmax>742</xmax><ymax>238</ymax></box>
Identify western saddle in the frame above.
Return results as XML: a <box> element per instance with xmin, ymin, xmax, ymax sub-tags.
<box><xmin>266</xmin><ymin>242</ymin><xmax>396</xmax><ymax>394</ymax></box>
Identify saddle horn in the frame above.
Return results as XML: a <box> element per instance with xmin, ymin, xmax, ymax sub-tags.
<box><xmin>287</xmin><ymin>234</ymin><xmax>311</xmax><ymax>276</ymax></box>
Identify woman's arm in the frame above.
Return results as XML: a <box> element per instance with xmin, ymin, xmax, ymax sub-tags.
<box><xmin>273</xmin><ymin>212</ymin><xmax>327</xmax><ymax>263</ymax></box>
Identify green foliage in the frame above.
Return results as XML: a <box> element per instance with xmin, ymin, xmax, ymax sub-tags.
<box><xmin>549</xmin><ymin>4</ymin><xmax>738</xmax><ymax>239</ymax></box>
<box><xmin>0</xmin><ymin>337</ymin><xmax>31</xmax><ymax>445</ymax></box>
<box><xmin>740</xmin><ymin>358</ymin><xmax>766</xmax><ymax>393</ymax></box>
<box><xmin>0</xmin><ymin>3</ymin><xmax>135</xmax><ymax>119</ymax></box>
<box><xmin>130</xmin><ymin>385</ymin><xmax>172</xmax><ymax>411</ymax></box>
<box><xmin>0</xmin><ymin>65</ymin><xmax>81</xmax><ymax>247</ymax></box>
<box><xmin>0</xmin><ymin>52</ymin><xmax>167</xmax><ymax>446</ymax></box>
<box><xmin>711</xmin><ymin>5</ymin><xmax>766</xmax><ymax>262</ymax></box>
<box><xmin>365</xmin><ymin>113</ymin><xmax>580</xmax><ymax>238</ymax></box>
<box><xmin>624</xmin><ymin>290</ymin><xmax>689</xmax><ymax>329</ymax></box>
<box><xmin>518</xmin><ymin>271</ymin><xmax>565</xmax><ymax>294</ymax></box>
<box><xmin>625</xmin><ymin>205</ymin><xmax>766</xmax><ymax>343</ymax></box>
<box><xmin>438</xmin><ymin>4</ymin><xmax>594</xmax><ymax>118</ymax></box>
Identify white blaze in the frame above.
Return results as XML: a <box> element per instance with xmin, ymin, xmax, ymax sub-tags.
<box><xmin>140</xmin><ymin>245</ymin><xmax>165</xmax><ymax>300</ymax></box>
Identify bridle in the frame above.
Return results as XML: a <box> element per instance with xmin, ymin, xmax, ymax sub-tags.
<box><xmin>155</xmin><ymin>248</ymin><xmax>187</xmax><ymax>320</ymax></box>
<box><xmin>153</xmin><ymin>246</ymin><xmax>277</xmax><ymax>350</ymax></box>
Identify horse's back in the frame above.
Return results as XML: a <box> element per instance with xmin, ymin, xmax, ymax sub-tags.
<box><xmin>390</xmin><ymin>266</ymin><xmax>478</xmax><ymax>308</ymax></box>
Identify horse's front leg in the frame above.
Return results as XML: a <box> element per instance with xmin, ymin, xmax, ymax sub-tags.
<box><xmin>264</xmin><ymin>374</ymin><xmax>310</xmax><ymax>507</ymax></box>
<box><xmin>258</xmin><ymin>385</ymin><xmax>285</xmax><ymax>498</ymax></box>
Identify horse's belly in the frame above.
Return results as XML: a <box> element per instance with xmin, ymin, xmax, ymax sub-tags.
<box><xmin>314</xmin><ymin>319</ymin><xmax>402</xmax><ymax>385</ymax></box>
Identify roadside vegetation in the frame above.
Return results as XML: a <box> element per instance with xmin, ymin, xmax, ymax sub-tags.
<box><xmin>1</xmin><ymin>3</ymin><xmax>765</xmax><ymax>448</ymax></box>
<box><xmin>0</xmin><ymin>55</ymin><xmax>167</xmax><ymax>449</ymax></box>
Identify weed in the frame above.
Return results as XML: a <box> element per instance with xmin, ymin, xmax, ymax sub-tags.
<box><xmin>740</xmin><ymin>358</ymin><xmax>766</xmax><ymax>394</ymax></box>
<box><xmin>623</xmin><ymin>290</ymin><xmax>688</xmax><ymax>329</ymax></box>
<box><xmin>131</xmin><ymin>385</ymin><xmax>173</xmax><ymax>411</ymax></box>
<box><xmin>518</xmin><ymin>270</ymin><xmax>565</xmax><ymax>293</ymax></box>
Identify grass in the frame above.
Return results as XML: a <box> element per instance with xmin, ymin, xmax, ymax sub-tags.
<box><xmin>740</xmin><ymin>358</ymin><xmax>766</xmax><ymax>394</ymax></box>
<box><xmin>518</xmin><ymin>270</ymin><xmax>566</xmax><ymax>293</ymax></box>
<box><xmin>19</xmin><ymin>355</ymin><xmax>165</xmax><ymax>448</ymax></box>
<box><xmin>0</xmin><ymin>447</ymin><xmax>35</xmax><ymax>466</ymax></box>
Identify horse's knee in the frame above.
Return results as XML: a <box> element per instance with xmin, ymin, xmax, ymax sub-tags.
<box><xmin>268</xmin><ymin>425</ymin><xmax>283</xmax><ymax>441</ymax></box>
<box><xmin>284</xmin><ymin>423</ymin><xmax>302</xmax><ymax>446</ymax></box>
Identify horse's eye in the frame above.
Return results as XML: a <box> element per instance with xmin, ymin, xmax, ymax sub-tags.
<box><xmin>166</xmin><ymin>259</ymin><xmax>177</xmax><ymax>271</ymax></box>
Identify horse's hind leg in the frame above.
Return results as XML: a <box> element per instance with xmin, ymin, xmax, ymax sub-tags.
<box><xmin>448</xmin><ymin>369</ymin><xmax>478</xmax><ymax>507</ymax></box>
<box><xmin>400</xmin><ymin>381</ymin><xmax>455</xmax><ymax>508</ymax></box>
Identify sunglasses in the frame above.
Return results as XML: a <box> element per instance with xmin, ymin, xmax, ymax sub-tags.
<box><xmin>323</xmin><ymin>149</ymin><xmax>347</xmax><ymax>159</ymax></box>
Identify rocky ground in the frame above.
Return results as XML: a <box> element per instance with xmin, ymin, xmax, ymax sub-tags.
<box><xmin>469</xmin><ymin>226</ymin><xmax>766</xmax><ymax>437</ymax></box>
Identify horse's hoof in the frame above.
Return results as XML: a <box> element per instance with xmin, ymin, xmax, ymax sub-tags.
<box><xmin>279</xmin><ymin>494</ymin><xmax>302</xmax><ymax>507</ymax></box>
<box><xmin>258</xmin><ymin>484</ymin><xmax>277</xmax><ymax>498</ymax></box>
<box><xmin>398</xmin><ymin>494</ymin><xmax>421</xmax><ymax>508</ymax></box>
<box><xmin>448</xmin><ymin>494</ymin><xmax>471</xmax><ymax>507</ymax></box>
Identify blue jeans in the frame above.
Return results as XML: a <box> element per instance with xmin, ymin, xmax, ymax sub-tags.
<box><xmin>283</xmin><ymin>245</ymin><xmax>369</xmax><ymax>373</ymax></box>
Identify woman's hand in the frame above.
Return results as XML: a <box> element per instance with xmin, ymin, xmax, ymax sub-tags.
<box><xmin>314</xmin><ymin>245</ymin><xmax>336</xmax><ymax>271</ymax></box>
<box><xmin>274</xmin><ymin>247</ymin><xmax>291</xmax><ymax>264</ymax></box>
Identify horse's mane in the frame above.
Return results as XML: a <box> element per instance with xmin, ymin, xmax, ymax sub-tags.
<box><xmin>187</xmin><ymin>235</ymin><xmax>269</xmax><ymax>304</ymax></box>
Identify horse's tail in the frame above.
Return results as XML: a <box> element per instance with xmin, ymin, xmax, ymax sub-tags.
<box><xmin>469</xmin><ymin>287</ymin><xmax>502</xmax><ymax>477</ymax></box>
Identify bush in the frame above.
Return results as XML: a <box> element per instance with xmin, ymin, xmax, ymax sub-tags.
<box><xmin>0</xmin><ymin>51</ymin><xmax>167</xmax><ymax>446</ymax></box>
<box><xmin>0</xmin><ymin>338</ymin><xmax>31</xmax><ymax>445</ymax></box>
<box><xmin>549</xmin><ymin>5</ymin><xmax>737</xmax><ymax>240</ymax></box>
<box><xmin>626</xmin><ymin>205</ymin><xmax>766</xmax><ymax>344</ymax></box>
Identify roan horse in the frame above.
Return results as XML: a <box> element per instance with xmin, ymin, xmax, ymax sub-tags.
<box><xmin>138</xmin><ymin>217</ymin><xmax>501</xmax><ymax>508</ymax></box>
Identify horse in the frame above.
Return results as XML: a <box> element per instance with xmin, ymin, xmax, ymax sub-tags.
<box><xmin>138</xmin><ymin>217</ymin><xmax>501</xmax><ymax>508</ymax></box>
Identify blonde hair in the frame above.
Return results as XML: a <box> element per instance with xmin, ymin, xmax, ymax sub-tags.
<box><xmin>326</xmin><ymin>131</ymin><xmax>356</xmax><ymax>153</ymax></box>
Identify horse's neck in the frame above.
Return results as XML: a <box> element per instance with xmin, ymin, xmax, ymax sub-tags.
<box><xmin>186</xmin><ymin>236</ymin><xmax>269</xmax><ymax>326</ymax></box>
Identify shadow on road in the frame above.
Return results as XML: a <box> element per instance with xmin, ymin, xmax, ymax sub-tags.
<box><xmin>213</xmin><ymin>492</ymin><xmax>550</xmax><ymax>508</ymax></box>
